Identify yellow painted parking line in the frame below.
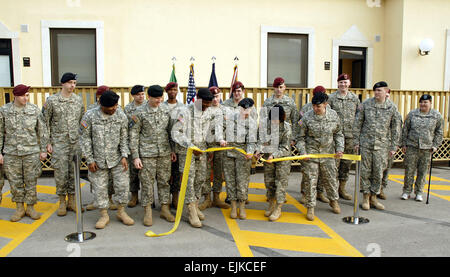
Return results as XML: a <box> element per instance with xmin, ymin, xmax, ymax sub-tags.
<box><xmin>36</xmin><ymin>185</ymin><xmax>57</xmax><ymax>195</ymax></box>
<box><xmin>222</xmin><ymin>182</ymin><xmax>363</xmax><ymax>257</ymax></box>
<box><xmin>0</xmin><ymin>183</ymin><xmax>86</xmax><ymax>257</ymax></box>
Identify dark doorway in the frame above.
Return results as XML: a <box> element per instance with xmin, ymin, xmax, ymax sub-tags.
<box><xmin>339</xmin><ymin>46</ymin><xmax>367</xmax><ymax>89</ymax></box>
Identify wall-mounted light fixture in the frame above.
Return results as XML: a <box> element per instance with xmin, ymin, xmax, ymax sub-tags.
<box><xmin>419</xmin><ymin>38</ymin><xmax>434</xmax><ymax>56</ymax></box>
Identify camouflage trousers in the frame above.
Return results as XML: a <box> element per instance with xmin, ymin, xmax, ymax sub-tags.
<box><xmin>178</xmin><ymin>153</ymin><xmax>207</xmax><ymax>204</ymax></box>
<box><xmin>264</xmin><ymin>160</ymin><xmax>291</xmax><ymax>203</ymax></box>
<box><xmin>403</xmin><ymin>146</ymin><xmax>432</xmax><ymax>194</ymax></box>
<box><xmin>223</xmin><ymin>155</ymin><xmax>251</xmax><ymax>201</ymax></box>
<box><xmin>90</xmin><ymin>162</ymin><xmax>129</xmax><ymax>209</ymax></box>
<box><xmin>88</xmin><ymin>171</ymin><xmax>115</xmax><ymax>205</ymax></box>
<box><xmin>203</xmin><ymin>151</ymin><xmax>225</xmax><ymax>195</ymax></box>
<box><xmin>52</xmin><ymin>141</ymin><xmax>80</xmax><ymax>196</ymax></box>
<box><xmin>303</xmin><ymin>158</ymin><xmax>339</xmax><ymax>208</ymax></box>
<box><xmin>169</xmin><ymin>154</ymin><xmax>181</xmax><ymax>193</ymax></box>
<box><xmin>360</xmin><ymin>147</ymin><xmax>388</xmax><ymax>194</ymax></box>
<box><xmin>300</xmin><ymin>161</ymin><xmax>324</xmax><ymax>193</ymax></box>
<box><xmin>382</xmin><ymin>153</ymin><xmax>394</xmax><ymax>189</ymax></box>
<box><xmin>4</xmin><ymin>153</ymin><xmax>42</xmax><ymax>205</ymax></box>
<box><xmin>336</xmin><ymin>137</ymin><xmax>355</xmax><ymax>181</ymax></box>
<box><xmin>0</xmin><ymin>164</ymin><xmax>4</xmax><ymax>204</ymax></box>
<box><xmin>128</xmin><ymin>157</ymin><xmax>140</xmax><ymax>193</ymax></box>
<box><xmin>139</xmin><ymin>155</ymin><xmax>171</xmax><ymax>206</ymax></box>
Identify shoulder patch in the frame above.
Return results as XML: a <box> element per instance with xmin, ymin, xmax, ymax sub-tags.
<box><xmin>298</xmin><ymin>119</ymin><xmax>303</xmax><ymax>127</ymax></box>
<box><xmin>81</xmin><ymin>120</ymin><xmax>88</xmax><ymax>129</ymax></box>
<box><xmin>131</xmin><ymin>115</ymin><xmax>138</xmax><ymax>123</ymax></box>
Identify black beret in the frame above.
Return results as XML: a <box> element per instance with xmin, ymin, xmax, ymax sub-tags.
<box><xmin>60</xmin><ymin>72</ymin><xmax>77</xmax><ymax>83</ymax></box>
<box><xmin>131</xmin><ymin>85</ymin><xmax>145</xmax><ymax>95</ymax></box>
<box><xmin>99</xmin><ymin>90</ymin><xmax>120</xmax><ymax>107</ymax></box>
<box><xmin>311</xmin><ymin>92</ymin><xmax>328</xmax><ymax>105</ymax></box>
<box><xmin>197</xmin><ymin>88</ymin><xmax>213</xmax><ymax>101</ymax></box>
<box><xmin>147</xmin><ymin>85</ymin><xmax>164</xmax><ymax>97</ymax></box>
<box><xmin>238</xmin><ymin>98</ymin><xmax>254</xmax><ymax>109</ymax></box>
<box><xmin>268</xmin><ymin>104</ymin><xmax>285</xmax><ymax>122</ymax></box>
<box><xmin>420</xmin><ymin>94</ymin><xmax>432</xmax><ymax>102</ymax></box>
<box><xmin>373</xmin><ymin>81</ymin><xmax>388</xmax><ymax>90</ymax></box>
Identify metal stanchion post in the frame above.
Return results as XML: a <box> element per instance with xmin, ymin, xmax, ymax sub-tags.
<box><xmin>65</xmin><ymin>154</ymin><xmax>96</xmax><ymax>242</ymax></box>
<box><xmin>343</xmin><ymin>152</ymin><xmax>369</xmax><ymax>225</ymax></box>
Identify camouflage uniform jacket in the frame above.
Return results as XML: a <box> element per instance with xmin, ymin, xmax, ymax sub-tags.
<box><xmin>261</xmin><ymin>95</ymin><xmax>299</xmax><ymax>126</ymax></box>
<box><xmin>328</xmin><ymin>91</ymin><xmax>360</xmax><ymax>138</ymax></box>
<box><xmin>171</xmin><ymin>104</ymin><xmax>214</xmax><ymax>154</ymax></box>
<box><xmin>296</xmin><ymin>109</ymin><xmax>344</xmax><ymax>155</ymax></box>
<box><xmin>162</xmin><ymin>100</ymin><xmax>185</xmax><ymax>151</ymax></box>
<box><xmin>42</xmin><ymin>92</ymin><xmax>84</xmax><ymax>144</ymax></box>
<box><xmin>257</xmin><ymin>121</ymin><xmax>291</xmax><ymax>158</ymax></box>
<box><xmin>206</xmin><ymin>105</ymin><xmax>226</xmax><ymax>146</ymax></box>
<box><xmin>353</xmin><ymin>97</ymin><xmax>401</xmax><ymax>151</ymax></box>
<box><xmin>223</xmin><ymin>98</ymin><xmax>257</xmax><ymax>119</ymax></box>
<box><xmin>124</xmin><ymin>100</ymin><xmax>147</xmax><ymax>127</ymax></box>
<box><xmin>129</xmin><ymin>103</ymin><xmax>173</xmax><ymax>160</ymax></box>
<box><xmin>80</xmin><ymin>107</ymin><xmax>129</xmax><ymax>169</ymax></box>
<box><xmin>223</xmin><ymin>111</ymin><xmax>258</xmax><ymax>158</ymax></box>
<box><xmin>402</xmin><ymin>108</ymin><xmax>443</xmax><ymax>150</ymax></box>
<box><xmin>0</xmin><ymin>102</ymin><xmax>48</xmax><ymax>156</ymax></box>
<box><xmin>87</xmin><ymin>102</ymin><xmax>99</xmax><ymax>111</ymax></box>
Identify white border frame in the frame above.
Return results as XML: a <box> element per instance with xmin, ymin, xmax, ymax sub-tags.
<box><xmin>260</xmin><ymin>25</ymin><xmax>315</xmax><ymax>88</ymax></box>
<box><xmin>0</xmin><ymin>21</ymin><xmax>21</xmax><ymax>85</ymax></box>
<box><xmin>332</xmin><ymin>38</ymin><xmax>373</xmax><ymax>89</ymax></box>
<box><xmin>41</xmin><ymin>20</ymin><xmax>104</xmax><ymax>86</ymax></box>
<box><xmin>444</xmin><ymin>29</ymin><xmax>450</xmax><ymax>91</ymax></box>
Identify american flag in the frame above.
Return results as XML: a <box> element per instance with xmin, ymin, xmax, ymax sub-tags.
<box><xmin>187</xmin><ymin>64</ymin><xmax>196</xmax><ymax>104</ymax></box>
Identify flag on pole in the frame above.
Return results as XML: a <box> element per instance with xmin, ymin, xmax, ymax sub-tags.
<box><xmin>208</xmin><ymin>62</ymin><xmax>218</xmax><ymax>88</ymax></box>
<box><xmin>186</xmin><ymin>64</ymin><xmax>196</xmax><ymax>104</ymax></box>
<box><xmin>169</xmin><ymin>64</ymin><xmax>183</xmax><ymax>103</ymax></box>
<box><xmin>229</xmin><ymin>64</ymin><xmax>238</xmax><ymax>98</ymax></box>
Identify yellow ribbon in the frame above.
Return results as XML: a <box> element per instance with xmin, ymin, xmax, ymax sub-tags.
<box><xmin>145</xmin><ymin>146</ymin><xmax>360</xmax><ymax>237</ymax></box>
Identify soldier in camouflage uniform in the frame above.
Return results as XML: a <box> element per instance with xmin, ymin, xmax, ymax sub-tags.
<box><xmin>80</xmin><ymin>91</ymin><xmax>134</xmax><ymax>229</ymax></box>
<box><xmin>124</xmin><ymin>85</ymin><xmax>147</xmax><ymax>208</ymax></box>
<box><xmin>42</xmin><ymin>73</ymin><xmax>85</xmax><ymax>216</ymax></box>
<box><xmin>298</xmin><ymin>86</ymin><xmax>331</xmax><ymax>204</ymax></box>
<box><xmin>0</xmin><ymin>85</ymin><xmax>48</xmax><ymax>222</ymax></box>
<box><xmin>130</xmin><ymin>85</ymin><xmax>176</xmax><ymax>226</ymax></box>
<box><xmin>296</xmin><ymin>92</ymin><xmax>344</xmax><ymax>221</ymax></box>
<box><xmin>401</xmin><ymin>94</ymin><xmax>443</xmax><ymax>201</ymax></box>
<box><xmin>199</xmin><ymin>86</ymin><xmax>230</xmax><ymax>211</ymax></box>
<box><xmin>162</xmin><ymin>82</ymin><xmax>185</xmax><ymax>209</ymax></box>
<box><xmin>0</xmin><ymin>165</ymin><xmax>3</xmax><ymax>205</ymax></box>
<box><xmin>353</xmin><ymin>81</ymin><xmax>401</xmax><ymax>210</ymax></box>
<box><xmin>171</xmin><ymin>88</ymin><xmax>214</xmax><ymax>228</ymax></box>
<box><xmin>255</xmin><ymin>104</ymin><xmax>291</xmax><ymax>222</ymax></box>
<box><xmin>85</xmin><ymin>85</ymin><xmax>117</xmax><ymax>211</ymax></box>
<box><xmin>222</xmin><ymin>97</ymin><xmax>257</xmax><ymax>220</ymax></box>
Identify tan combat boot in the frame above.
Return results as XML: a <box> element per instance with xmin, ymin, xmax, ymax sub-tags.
<box><xmin>95</xmin><ymin>209</ymin><xmax>109</xmax><ymax>229</ymax></box>
<box><xmin>86</xmin><ymin>202</ymin><xmax>96</xmax><ymax>211</ymax></box>
<box><xmin>198</xmin><ymin>193</ymin><xmax>212</xmax><ymax>211</ymax></box>
<box><xmin>212</xmin><ymin>192</ymin><xmax>230</xmax><ymax>209</ymax></box>
<box><xmin>329</xmin><ymin>200</ymin><xmax>341</xmax><ymax>214</ymax></box>
<box><xmin>116</xmin><ymin>205</ymin><xmax>135</xmax><ymax>226</ymax></box>
<box><xmin>10</xmin><ymin>202</ymin><xmax>25</xmax><ymax>222</ymax></box>
<box><xmin>317</xmin><ymin>192</ymin><xmax>330</xmax><ymax>203</ymax></box>
<box><xmin>370</xmin><ymin>193</ymin><xmax>385</xmax><ymax>210</ymax></box>
<box><xmin>67</xmin><ymin>194</ymin><xmax>85</xmax><ymax>213</ymax></box>
<box><xmin>361</xmin><ymin>193</ymin><xmax>370</xmax><ymax>210</ymax></box>
<box><xmin>57</xmin><ymin>195</ymin><xmax>67</xmax><ymax>216</ymax></box>
<box><xmin>230</xmin><ymin>200</ymin><xmax>238</xmax><ymax>219</ymax></box>
<box><xmin>339</xmin><ymin>180</ymin><xmax>352</xmax><ymax>200</ymax></box>
<box><xmin>160</xmin><ymin>204</ymin><xmax>175</xmax><ymax>222</ymax></box>
<box><xmin>378</xmin><ymin>187</ymin><xmax>387</xmax><ymax>200</ymax></box>
<box><xmin>264</xmin><ymin>198</ymin><xmax>276</xmax><ymax>217</ymax></box>
<box><xmin>306</xmin><ymin>207</ymin><xmax>315</xmax><ymax>221</ymax></box>
<box><xmin>25</xmin><ymin>204</ymin><xmax>41</xmax><ymax>220</ymax></box>
<box><xmin>188</xmin><ymin>202</ymin><xmax>202</xmax><ymax>228</ymax></box>
<box><xmin>269</xmin><ymin>203</ymin><xmax>282</xmax><ymax>222</ymax></box>
<box><xmin>143</xmin><ymin>205</ymin><xmax>153</xmax><ymax>226</ymax></box>
<box><xmin>108</xmin><ymin>195</ymin><xmax>117</xmax><ymax>210</ymax></box>
<box><xmin>171</xmin><ymin>191</ymin><xmax>179</xmax><ymax>209</ymax></box>
<box><xmin>195</xmin><ymin>201</ymin><xmax>205</xmax><ymax>221</ymax></box>
<box><xmin>128</xmin><ymin>192</ymin><xmax>139</xmax><ymax>208</ymax></box>
<box><xmin>238</xmin><ymin>201</ymin><xmax>247</xmax><ymax>220</ymax></box>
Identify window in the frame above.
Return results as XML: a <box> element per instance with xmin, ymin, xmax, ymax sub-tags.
<box><xmin>0</xmin><ymin>39</ymin><xmax>13</xmax><ymax>87</ymax></box>
<box><xmin>267</xmin><ymin>33</ymin><xmax>308</xmax><ymax>87</ymax></box>
<box><xmin>50</xmin><ymin>28</ymin><xmax>97</xmax><ymax>86</ymax></box>
<box><xmin>339</xmin><ymin>46</ymin><xmax>367</xmax><ymax>89</ymax></box>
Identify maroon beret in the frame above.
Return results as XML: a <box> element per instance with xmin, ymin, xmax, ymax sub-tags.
<box><xmin>273</xmin><ymin>77</ymin><xmax>285</xmax><ymax>88</ymax></box>
<box><xmin>13</xmin><ymin>84</ymin><xmax>30</xmax><ymax>96</ymax></box>
<box><xmin>313</xmin><ymin>85</ymin><xmax>326</xmax><ymax>95</ymax></box>
<box><xmin>232</xmin><ymin>81</ymin><xmax>244</xmax><ymax>92</ymax></box>
<box><xmin>96</xmin><ymin>85</ymin><xmax>110</xmax><ymax>96</ymax></box>
<box><xmin>209</xmin><ymin>86</ymin><xmax>221</xmax><ymax>95</ymax></box>
<box><xmin>165</xmin><ymin>82</ymin><xmax>178</xmax><ymax>92</ymax></box>
<box><xmin>337</xmin><ymin>73</ymin><xmax>350</xmax><ymax>82</ymax></box>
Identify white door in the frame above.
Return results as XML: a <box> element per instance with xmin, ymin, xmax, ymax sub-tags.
<box><xmin>0</xmin><ymin>55</ymin><xmax>11</xmax><ymax>87</ymax></box>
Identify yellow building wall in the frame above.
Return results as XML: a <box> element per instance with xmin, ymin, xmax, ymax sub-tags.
<box><xmin>384</xmin><ymin>0</ymin><xmax>404</xmax><ymax>90</ymax></box>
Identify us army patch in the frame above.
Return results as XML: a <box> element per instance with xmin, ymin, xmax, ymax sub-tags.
<box><xmin>81</xmin><ymin>120</ymin><xmax>88</xmax><ymax>129</ymax></box>
<box><xmin>129</xmin><ymin>115</ymin><xmax>138</xmax><ymax>129</ymax></box>
<box><xmin>298</xmin><ymin>119</ymin><xmax>303</xmax><ymax>127</ymax></box>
